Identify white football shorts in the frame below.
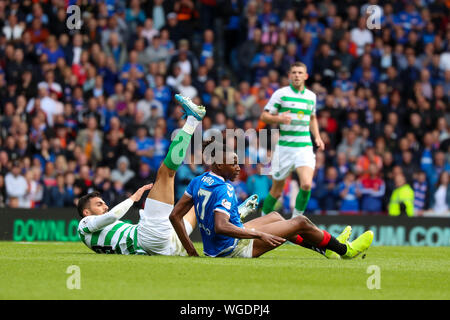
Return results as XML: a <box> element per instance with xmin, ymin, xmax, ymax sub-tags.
<box><xmin>270</xmin><ymin>145</ymin><xmax>316</xmax><ymax>181</ymax></box>
<box><xmin>137</xmin><ymin>198</ymin><xmax>193</xmax><ymax>256</ymax></box>
<box><xmin>225</xmin><ymin>227</ymin><xmax>255</xmax><ymax>259</ymax></box>
<box><xmin>226</xmin><ymin>238</ymin><xmax>254</xmax><ymax>258</ymax></box>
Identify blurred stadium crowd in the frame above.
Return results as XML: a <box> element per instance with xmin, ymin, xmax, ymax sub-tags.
<box><xmin>0</xmin><ymin>0</ymin><xmax>449</xmax><ymax>216</ymax></box>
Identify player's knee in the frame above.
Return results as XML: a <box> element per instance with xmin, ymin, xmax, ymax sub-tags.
<box><xmin>270</xmin><ymin>189</ymin><xmax>283</xmax><ymax>199</ymax></box>
<box><xmin>292</xmin><ymin>215</ymin><xmax>310</xmax><ymax>232</ymax></box>
<box><xmin>268</xmin><ymin>211</ymin><xmax>284</xmax><ymax>221</ymax></box>
<box><xmin>300</xmin><ymin>183</ymin><xmax>312</xmax><ymax>191</ymax></box>
<box><xmin>158</xmin><ymin>164</ymin><xmax>176</xmax><ymax>178</ymax></box>
<box><xmin>167</xmin><ymin>169</ymin><xmax>176</xmax><ymax>178</ymax></box>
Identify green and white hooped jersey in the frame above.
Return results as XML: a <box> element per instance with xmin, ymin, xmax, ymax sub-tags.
<box><xmin>78</xmin><ymin>217</ymin><xmax>146</xmax><ymax>255</ymax></box>
<box><xmin>264</xmin><ymin>84</ymin><xmax>316</xmax><ymax>148</ymax></box>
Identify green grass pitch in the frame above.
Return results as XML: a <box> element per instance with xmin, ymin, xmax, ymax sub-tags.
<box><xmin>1</xmin><ymin>241</ymin><xmax>449</xmax><ymax>300</ymax></box>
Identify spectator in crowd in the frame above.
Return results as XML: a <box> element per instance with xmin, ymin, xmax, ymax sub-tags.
<box><xmin>0</xmin><ymin>175</ymin><xmax>6</xmax><ymax>208</ymax></box>
<box><xmin>74</xmin><ymin>164</ymin><xmax>93</xmax><ymax>196</ymax></box>
<box><xmin>426</xmin><ymin>151</ymin><xmax>450</xmax><ymax>193</ymax></box>
<box><xmin>141</xmin><ymin>18</ymin><xmax>159</xmax><ymax>45</ymax></box>
<box><xmin>3</xmin><ymin>13</ymin><xmax>25</xmax><ymax>41</ymax></box>
<box><xmin>103</xmin><ymin>32</ymin><xmax>128</xmax><ymax>70</ymax></box>
<box><xmin>148</xmin><ymin>126</ymin><xmax>170</xmax><ymax>170</ymax></box>
<box><xmin>388</xmin><ymin>174</ymin><xmax>415</xmax><ymax>217</ymax></box>
<box><xmin>413</xmin><ymin>171</ymin><xmax>428</xmax><ymax>216</ymax></box>
<box><xmin>75</xmin><ymin>116</ymin><xmax>103</xmax><ymax>166</ymax></box>
<box><xmin>199</xmin><ymin>29</ymin><xmax>215</xmax><ymax>65</ymax></box>
<box><xmin>26</xmin><ymin>17</ymin><xmax>49</xmax><ymax>44</ymax></box>
<box><xmin>137</xmin><ymin>88</ymin><xmax>164</xmax><ymax>122</ymax></box>
<box><xmin>359</xmin><ymin>164</ymin><xmax>386</xmax><ymax>214</ymax></box>
<box><xmin>350</xmin><ymin>16</ymin><xmax>374</xmax><ymax>57</ymax></box>
<box><xmin>337</xmin><ymin>129</ymin><xmax>363</xmax><ymax>163</ymax></box>
<box><xmin>4</xmin><ymin>161</ymin><xmax>28</xmax><ymax>208</ymax></box>
<box><xmin>338</xmin><ymin>171</ymin><xmax>360</xmax><ymax>213</ymax></box>
<box><xmin>237</xmin><ymin>27</ymin><xmax>262</xmax><ymax>82</ymax></box>
<box><xmin>279</xmin><ymin>9</ymin><xmax>300</xmax><ymax>41</ymax></box>
<box><xmin>125</xmin><ymin>161</ymin><xmax>155</xmax><ymax>196</ymax></box>
<box><xmin>400</xmin><ymin>150</ymin><xmax>419</xmax><ymax>184</ymax></box>
<box><xmin>317</xmin><ymin>166</ymin><xmax>340</xmax><ymax>211</ymax></box>
<box><xmin>214</xmin><ymin>76</ymin><xmax>236</xmax><ymax>108</ymax></box>
<box><xmin>335</xmin><ymin>152</ymin><xmax>350</xmax><ymax>182</ymax></box>
<box><xmin>64</xmin><ymin>171</ymin><xmax>76</xmax><ymax>202</ymax></box>
<box><xmin>177</xmin><ymin>74</ymin><xmax>198</xmax><ymax>99</ymax></box>
<box><xmin>145</xmin><ymin>35</ymin><xmax>170</xmax><ymax>65</ymax></box>
<box><xmin>44</xmin><ymin>173</ymin><xmax>69</xmax><ymax>208</ymax></box>
<box><xmin>169</xmin><ymin>39</ymin><xmax>197</xmax><ymax>76</ymax></box>
<box><xmin>111</xmin><ymin>156</ymin><xmax>135</xmax><ymax>186</ymax></box>
<box><xmin>430</xmin><ymin>171</ymin><xmax>450</xmax><ymax>216</ymax></box>
<box><xmin>304</xmin><ymin>10</ymin><xmax>324</xmax><ymax>41</ymax></box>
<box><xmin>24</xmin><ymin>166</ymin><xmax>43</xmax><ymax>208</ymax></box>
<box><xmin>355</xmin><ymin>146</ymin><xmax>383</xmax><ymax>178</ymax></box>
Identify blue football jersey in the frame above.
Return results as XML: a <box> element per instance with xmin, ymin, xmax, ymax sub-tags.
<box><xmin>185</xmin><ymin>171</ymin><xmax>243</xmax><ymax>257</ymax></box>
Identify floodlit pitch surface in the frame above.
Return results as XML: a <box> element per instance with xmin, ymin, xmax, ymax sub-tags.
<box><xmin>0</xmin><ymin>242</ymin><xmax>449</xmax><ymax>300</ymax></box>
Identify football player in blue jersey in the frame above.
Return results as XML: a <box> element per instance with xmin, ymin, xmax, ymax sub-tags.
<box><xmin>170</xmin><ymin>137</ymin><xmax>374</xmax><ymax>259</ymax></box>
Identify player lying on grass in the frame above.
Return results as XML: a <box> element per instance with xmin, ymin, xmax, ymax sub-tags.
<box><xmin>77</xmin><ymin>95</ymin><xmax>233</xmax><ymax>255</ymax></box>
<box><xmin>170</xmin><ymin>136</ymin><xmax>374</xmax><ymax>259</ymax></box>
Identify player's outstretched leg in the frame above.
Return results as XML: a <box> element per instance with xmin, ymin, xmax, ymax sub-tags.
<box><xmin>245</xmin><ymin>212</ymin><xmax>352</xmax><ymax>259</ymax></box>
<box><xmin>250</xmin><ymin>214</ymin><xmax>373</xmax><ymax>258</ymax></box>
<box><xmin>293</xmin><ymin>225</ymin><xmax>353</xmax><ymax>259</ymax></box>
<box><xmin>144</xmin><ymin>94</ymin><xmax>205</xmax><ymax>236</ymax></box>
<box><xmin>137</xmin><ymin>95</ymin><xmax>206</xmax><ymax>256</ymax></box>
<box><xmin>146</xmin><ymin>95</ymin><xmax>205</xmax><ymax>205</ymax></box>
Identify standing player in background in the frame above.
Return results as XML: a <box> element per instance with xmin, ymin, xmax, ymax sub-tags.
<box><xmin>76</xmin><ymin>95</ymin><xmax>206</xmax><ymax>255</ymax></box>
<box><xmin>260</xmin><ymin>62</ymin><xmax>324</xmax><ymax>217</ymax></box>
<box><xmin>170</xmin><ymin>137</ymin><xmax>373</xmax><ymax>259</ymax></box>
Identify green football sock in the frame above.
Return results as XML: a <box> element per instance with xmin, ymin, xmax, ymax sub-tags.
<box><xmin>262</xmin><ymin>193</ymin><xmax>277</xmax><ymax>215</ymax></box>
<box><xmin>163</xmin><ymin>129</ymin><xmax>193</xmax><ymax>171</ymax></box>
<box><xmin>294</xmin><ymin>189</ymin><xmax>311</xmax><ymax>215</ymax></box>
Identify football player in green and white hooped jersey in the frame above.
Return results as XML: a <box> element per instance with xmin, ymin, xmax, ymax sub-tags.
<box><xmin>77</xmin><ymin>186</ymin><xmax>153</xmax><ymax>255</ymax></box>
<box><xmin>260</xmin><ymin>61</ymin><xmax>325</xmax><ymax>218</ymax></box>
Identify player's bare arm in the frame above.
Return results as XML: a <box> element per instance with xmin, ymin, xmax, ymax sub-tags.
<box><xmin>80</xmin><ymin>183</ymin><xmax>154</xmax><ymax>231</ymax></box>
<box><xmin>214</xmin><ymin>211</ymin><xmax>285</xmax><ymax>247</ymax></box>
<box><xmin>260</xmin><ymin>110</ymin><xmax>292</xmax><ymax>125</ymax></box>
<box><xmin>105</xmin><ymin>183</ymin><xmax>153</xmax><ymax>220</ymax></box>
<box><xmin>129</xmin><ymin>183</ymin><xmax>154</xmax><ymax>202</ymax></box>
<box><xmin>309</xmin><ymin>115</ymin><xmax>325</xmax><ymax>151</ymax></box>
<box><xmin>169</xmin><ymin>193</ymin><xmax>199</xmax><ymax>256</ymax></box>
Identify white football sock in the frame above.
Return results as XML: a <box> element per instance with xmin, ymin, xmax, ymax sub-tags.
<box><xmin>292</xmin><ymin>209</ymin><xmax>304</xmax><ymax>218</ymax></box>
<box><xmin>182</xmin><ymin>115</ymin><xmax>200</xmax><ymax>135</ymax></box>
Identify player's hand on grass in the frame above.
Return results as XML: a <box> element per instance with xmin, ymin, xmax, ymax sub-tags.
<box><xmin>129</xmin><ymin>184</ymin><xmax>154</xmax><ymax>202</ymax></box>
<box><xmin>278</xmin><ymin>111</ymin><xmax>292</xmax><ymax>125</ymax></box>
<box><xmin>257</xmin><ymin>231</ymin><xmax>286</xmax><ymax>247</ymax></box>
